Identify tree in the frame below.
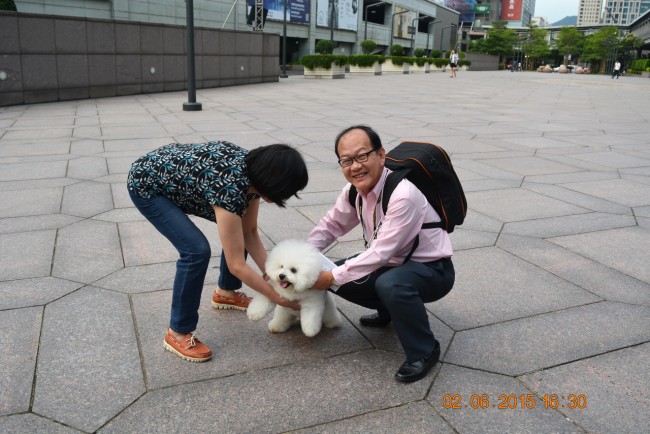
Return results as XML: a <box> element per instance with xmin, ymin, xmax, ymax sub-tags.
<box><xmin>582</xmin><ymin>27</ymin><xmax>619</xmax><ymax>73</ymax></box>
<box><xmin>556</xmin><ymin>27</ymin><xmax>585</xmax><ymax>63</ymax></box>
<box><xmin>470</xmin><ymin>21</ymin><xmax>518</xmax><ymax>64</ymax></box>
<box><xmin>0</xmin><ymin>0</ymin><xmax>17</xmax><ymax>11</ymax></box>
<box><xmin>521</xmin><ymin>24</ymin><xmax>550</xmax><ymax>69</ymax></box>
<box><xmin>618</xmin><ymin>33</ymin><xmax>644</xmax><ymax>66</ymax></box>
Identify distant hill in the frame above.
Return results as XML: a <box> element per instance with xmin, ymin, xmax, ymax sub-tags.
<box><xmin>553</xmin><ymin>16</ymin><xmax>577</xmax><ymax>26</ymax></box>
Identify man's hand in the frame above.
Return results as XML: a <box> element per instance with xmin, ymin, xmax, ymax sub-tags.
<box><xmin>313</xmin><ymin>270</ymin><xmax>334</xmax><ymax>291</ymax></box>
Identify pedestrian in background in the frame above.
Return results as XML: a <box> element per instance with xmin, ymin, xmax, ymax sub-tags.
<box><xmin>449</xmin><ymin>50</ymin><xmax>459</xmax><ymax>78</ymax></box>
<box><xmin>612</xmin><ymin>60</ymin><xmax>621</xmax><ymax>79</ymax></box>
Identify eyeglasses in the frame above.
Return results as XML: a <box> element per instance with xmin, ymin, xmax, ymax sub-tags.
<box><xmin>338</xmin><ymin>149</ymin><xmax>376</xmax><ymax>168</ymax></box>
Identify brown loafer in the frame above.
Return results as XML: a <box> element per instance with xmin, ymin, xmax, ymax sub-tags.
<box><xmin>211</xmin><ymin>290</ymin><xmax>252</xmax><ymax>311</ymax></box>
<box><xmin>163</xmin><ymin>329</ymin><xmax>212</xmax><ymax>362</ymax></box>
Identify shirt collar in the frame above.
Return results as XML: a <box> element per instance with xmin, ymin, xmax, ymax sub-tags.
<box><xmin>358</xmin><ymin>167</ymin><xmax>390</xmax><ymax>205</ymax></box>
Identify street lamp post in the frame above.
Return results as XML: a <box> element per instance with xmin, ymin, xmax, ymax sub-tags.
<box><xmin>389</xmin><ymin>10</ymin><xmax>408</xmax><ymax>51</ymax></box>
<box><xmin>364</xmin><ymin>2</ymin><xmax>386</xmax><ymax>41</ymax></box>
<box><xmin>604</xmin><ymin>7</ymin><xmax>619</xmax><ymax>75</ymax></box>
<box><xmin>330</xmin><ymin>0</ymin><xmax>335</xmax><ymax>43</ymax></box>
<box><xmin>426</xmin><ymin>19</ymin><xmax>439</xmax><ymax>55</ymax></box>
<box><xmin>440</xmin><ymin>24</ymin><xmax>455</xmax><ymax>52</ymax></box>
<box><xmin>409</xmin><ymin>17</ymin><xmax>420</xmax><ymax>55</ymax></box>
<box><xmin>183</xmin><ymin>0</ymin><xmax>201</xmax><ymax>111</ymax></box>
<box><xmin>280</xmin><ymin>0</ymin><xmax>288</xmax><ymax>78</ymax></box>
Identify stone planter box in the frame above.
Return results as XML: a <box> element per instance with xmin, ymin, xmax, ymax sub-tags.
<box><xmin>304</xmin><ymin>64</ymin><xmax>346</xmax><ymax>79</ymax></box>
<box><xmin>383</xmin><ymin>59</ymin><xmax>410</xmax><ymax>74</ymax></box>
<box><xmin>410</xmin><ymin>63</ymin><xmax>430</xmax><ymax>74</ymax></box>
<box><xmin>349</xmin><ymin>62</ymin><xmax>382</xmax><ymax>76</ymax></box>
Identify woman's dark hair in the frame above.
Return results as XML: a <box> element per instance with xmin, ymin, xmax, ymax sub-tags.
<box><xmin>245</xmin><ymin>144</ymin><xmax>308</xmax><ymax>208</ymax></box>
<box><xmin>334</xmin><ymin>125</ymin><xmax>383</xmax><ymax>159</ymax></box>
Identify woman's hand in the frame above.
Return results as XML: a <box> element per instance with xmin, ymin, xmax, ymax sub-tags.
<box><xmin>272</xmin><ymin>294</ymin><xmax>300</xmax><ymax>311</ymax></box>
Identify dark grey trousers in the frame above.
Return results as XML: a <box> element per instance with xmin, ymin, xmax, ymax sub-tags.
<box><xmin>334</xmin><ymin>258</ymin><xmax>455</xmax><ymax>362</ymax></box>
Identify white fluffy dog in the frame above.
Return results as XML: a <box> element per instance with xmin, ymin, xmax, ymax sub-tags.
<box><xmin>247</xmin><ymin>239</ymin><xmax>343</xmax><ymax>337</ymax></box>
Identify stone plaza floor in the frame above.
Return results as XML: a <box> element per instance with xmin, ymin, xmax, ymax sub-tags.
<box><xmin>1</xmin><ymin>70</ymin><xmax>649</xmax><ymax>433</ymax></box>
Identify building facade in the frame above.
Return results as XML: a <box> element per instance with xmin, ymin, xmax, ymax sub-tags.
<box><xmin>577</xmin><ymin>0</ymin><xmax>603</xmax><ymax>25</ymax></box>
<box><xmin>499</xmin><ymin>0</ymin><xmax>536</xmax><ymax>27</ymax></box>
<box><xmin>603</xmin><ymin>0</ymin><xmax>650</xmax><ymax>25</ymax></box>
<box><xmin>11</xmin><ymin>0</ymin><xmax>461</xmax><ymax>61</ymax></box>
<box><xmin>473</xmin><ymin>0</ymin><xmax>502</xmax><ymax>27</ymax></box>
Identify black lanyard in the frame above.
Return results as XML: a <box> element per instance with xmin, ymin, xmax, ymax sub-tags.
<box><xmin>357</xmin><ymin>192</ymin><xmax>382</xmax><ymax>249</ymax></box>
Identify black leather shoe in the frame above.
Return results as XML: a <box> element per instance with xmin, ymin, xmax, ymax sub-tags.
<box><xmin>395</xmin><ymin>341</ymin><xmax>441</xmax><ymax>383</ymax></box>
<box><xmin>359</xmin><ymin>312</ymin><xmax>391</xmax><ymax>327</ymax></box>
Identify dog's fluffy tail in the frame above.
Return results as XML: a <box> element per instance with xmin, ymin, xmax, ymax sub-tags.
<box><xmin>247</xmin><ymin>293</ymin><xmax>276</xmax><ymax>321</ymax></box>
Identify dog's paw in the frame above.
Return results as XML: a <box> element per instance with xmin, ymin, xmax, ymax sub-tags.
<box><xmin>301</xmin><ymin>321</ymin><xmax>322</xmax><ymax>337</ymax></box>
<box><xmin>323</xmin><ymin>307</ymin><xmax>343</xmax><ymax>328</ymax></box>
<box><xmin>268</xmin><ymin>318</ymin><xmax>292</xmax><ymax>333</ymax></box>
<box><xmin>247</xmin><ymin>296</ymin><xmax>274</xmax><ymax>321</ymax></box>
<box><xmin>323</xmin><ymin>316</ymin><xmax>343</xmax><ymax>329</ymax></box>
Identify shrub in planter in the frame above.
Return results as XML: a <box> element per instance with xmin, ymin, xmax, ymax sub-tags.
<box><xmin>388</xmin><ymin>56</ymin><xmax>413</xmax><ymax>66</ymax></box>
<box><xmin>413</xmin><ymin>48</ymin><xmax>426</xmax><ymax>58</ymax></box>
<box><xmin>0</xmin><ymin>0</ymin><xmax>17</xmax><ymax>10</ymax></box>
<box><xmin>360</xmin><ymin>39</ymin><xmax>377</xmax><ymax>54</ymax></box>
<box><xmin>300</xmin><ymin>54</ymin><xmax>348</xmax><ymax>70</ymax></box>
<box><xmin>631</xmin><ymin>59</ymin><xmax>650</xmax><ymax>71</ymax></box>
<box><xmin>458</xmin><ymin>59</ymin><xmax>471</xmax><ymax>67</ymax></box>
<box><xmin>432</xmin><ymin>58</ymin><xmax>450</xmax><ymax>68</ymax></box>
<box><xmin>348</xmin><ymin>54</ymin><xmax>385</xmax><ymax>67</ymax></box>
<box><xmin>430</xmin><ymin>49</ymin><xmax>441</xmax><ymax>58</ymax></box>
<box><xmin>413</xmin><ymin>57</ymin><xmax>428</xmax><ymax>67</ymax></box>
<box><xmin>390</xmin><ymin>44</ymin><xmax>404</xmax><ymax>56</ymax></box>
<box><xmin>315</xmin><ymin>40</ymin><xmax>334</xmax><ymax>54</ymax></box>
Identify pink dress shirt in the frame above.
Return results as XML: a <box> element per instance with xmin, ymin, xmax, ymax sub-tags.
<box><xmin>307</xmin><ymin>168</ymin><xmax>453</xmax><ymax>285</ymax></box>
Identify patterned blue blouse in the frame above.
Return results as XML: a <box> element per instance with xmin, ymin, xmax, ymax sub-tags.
<box><xmin>127</xmin><ymin>141</ymin><xmax>257</xmax><ymax>221</ymax></box>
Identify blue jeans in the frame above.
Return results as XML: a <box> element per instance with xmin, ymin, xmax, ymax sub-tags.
<box><xmin>129</xmin><ymin>192</ymin><xmax>242</xmax><ymax>333</ymax></box>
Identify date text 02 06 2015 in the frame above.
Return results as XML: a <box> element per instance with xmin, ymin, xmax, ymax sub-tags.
<box><xmin>441</xmin><ymin>393</ymin><xmax>587</xmax><ymax>410</ymax></box>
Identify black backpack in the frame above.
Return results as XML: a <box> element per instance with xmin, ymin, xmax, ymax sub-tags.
<box><xmin>348</xmin><ymin>141</ymin><xmax>467</xmax><ymax>236</ymax></box>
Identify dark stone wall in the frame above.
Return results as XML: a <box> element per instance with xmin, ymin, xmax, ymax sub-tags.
<box><xmin>464</xmin><ymin>53</ymin><xmax>499</xmax><ymax>71</ymax></box>
<box><xmin>0</xmin><ymin>11</ymin><xmax>280</xmax><ymax>107</ymax></box>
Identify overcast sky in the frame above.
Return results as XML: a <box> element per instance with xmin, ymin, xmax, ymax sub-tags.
<box><xmin>534</xmin><ymin>0</ymin><xmax>580</xmax><ymax>23</ymax></box>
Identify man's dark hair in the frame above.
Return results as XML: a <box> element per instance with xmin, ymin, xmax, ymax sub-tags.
<box><xmin>245</xmin><ymin>144</ymin><xmax>308</xmax><ymax>208</ymax></box>
<box><xmin>334</xmin><ymin>125</ymin><xmax>383</xmax><ymax>159</ymax></box>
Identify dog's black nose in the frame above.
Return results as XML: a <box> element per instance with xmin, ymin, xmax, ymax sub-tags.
<box><xmin>279</xmin><ymin>273</ymin><xmax>286</xmax><ymax>280</ymax></box>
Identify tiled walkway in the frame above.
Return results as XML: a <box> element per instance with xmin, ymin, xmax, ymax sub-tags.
<box><xmin>1</xmin><ymin>71</ymin><xmax>649</xmax><ymax>433</ymax></box>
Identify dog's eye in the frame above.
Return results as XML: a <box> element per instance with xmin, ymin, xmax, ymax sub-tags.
<box><xmin>290</xmin><ymin>267</ymin><xmax>297</xmax><ymax>274</ymax></box>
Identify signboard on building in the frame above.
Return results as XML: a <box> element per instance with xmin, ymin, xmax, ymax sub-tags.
<box><xmin>316</xmin><ymin>0</ymin><xmax>359</xmax><ymax>31</ymax></box>
<box><xmin>500</xmin><ymin>0</ymin><xmax>522</xmax><ymax>21</ymax></box>
<box><xmin>475</xmin><ymin>4</ymin><xmax>490</xmax><ymax>14</ymax></box>
<box><xmin>444</xmin><ymin>0</ymin><xmax>476</xmax><ymax>22</ymax></box>
<box><xmin>247</xmin><ymin>0</ymin><xmax>311</xmax><ymax>24</ymax></box>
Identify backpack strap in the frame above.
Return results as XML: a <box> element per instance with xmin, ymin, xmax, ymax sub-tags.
<box><xmin>382</xmin><ymin>171</ymin><xmax>422</xmax><ymax>263</ymax></box>
<box><xmin>347</xmin><ymin>171</ymin><xmax>437</xmax><ymax>263</ymax></box>
<box><xmin>348</xmin><ymin>184</ymin><xmax>358</xmax><ymax>208</ymax></box>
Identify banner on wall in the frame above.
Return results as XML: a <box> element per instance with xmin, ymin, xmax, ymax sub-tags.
<box><xmin>444</xmin><ymin>0</ymin><xmax>476</xmax><ymax>22</ymax></box>
<box><xmin>247</xmin><ymin>0</ymin><xmax>311</xmax><ymax>24</ymax></box>
<box><xmin>316</xmin><ymin>0</ymin><xmax>359</xmax><ymax>31</ymax></box>
<box><xmin>500</xmin><ymin>0</ymin><xmax>522</xmax><ymax>21</ymax></box>
<box><xmin>392</xmin><ymin>6</ymin><xmax>417</xmax><ymax>39</ymax></box>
